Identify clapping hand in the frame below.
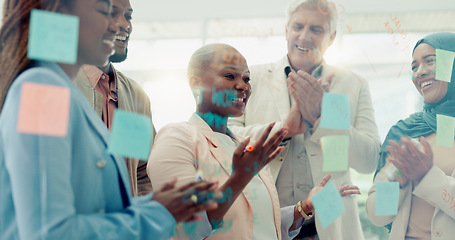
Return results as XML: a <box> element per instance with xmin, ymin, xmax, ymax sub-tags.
<box><xmin>231</xmin><ymin>123</ymin><xmax>287</xmax><ymax>179</ymax></box>
<box><xmin>287</xmin><ymin>71</ymin><xmax>334</xmax><ymax>125</ymax></box>
<box><xmin>387</xmin><ymin>136</ymin><xmax>433</xmax><ymax>184</ymax></box>
<box><xmin>152</xmin><ymin>178</ymin><xmax>220</xmax><ymax>222</ymax></box>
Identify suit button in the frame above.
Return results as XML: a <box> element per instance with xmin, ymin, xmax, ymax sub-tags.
<box><xmin>96</xmin><ymin>160</ymin><xmax>107</xmax><ymax>168</ymax></box>
<box><xmin>434</xmin><ymin>229</ymin><xmax>442</xmax><ymax>237</ymax></box>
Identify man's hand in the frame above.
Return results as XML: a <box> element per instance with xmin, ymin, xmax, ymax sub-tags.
<box><xmin>287</xmin><ymin>71</ymin><xmax>333</xmax><ymax>125</ymax></box>
<box><xmin>283</xmin><ymin>104</ymin><xmax>308</xmax><ymax>138</ymax></box>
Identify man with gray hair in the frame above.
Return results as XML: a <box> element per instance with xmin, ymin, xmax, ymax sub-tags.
<box><xmin>228</xmin><ymin>0</ymin><xmax>381</xmax><ymax>239</ymax></box>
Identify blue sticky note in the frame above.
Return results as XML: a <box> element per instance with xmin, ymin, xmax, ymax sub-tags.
<box><xmin>436</xmin><ymin>49</ymin><xmax>455</xmax><ymax>82</ymax></box>
<box><xmin>311</xmin><ymin>181</ymin><xmax>345</xmax><ymax>229</ymax></box>
<box><xmin>107</xmin><ymin>109</ymin><xmax>153</xmax><ymax>160</ymax></box>
<box><xmin>320</xmin><ymin>93</ymin><xmax>350</xmax><ymax>130</ymax></box>
<box><xmin>28</xmin><ymin>9</ymin><xmax>79</xmax><ymax>64</ymax></box>
<box><xmin>436</xmin><ymin>114</ymin><xmax>455</xmax><ymax>148</ymax></box>
<box><xmin>375</xmin><ymin>182</ymin><xmax>399</xmax><ymax>216</ymax></box>
<box><xmin>321</xmin><ymin>135</ymin><xmax>349</xmax><ymax>172</ymax></box>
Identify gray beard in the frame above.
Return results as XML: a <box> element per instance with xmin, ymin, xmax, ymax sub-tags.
<box><xmin>110</xmin><ymin>48</ymin><xmax>128</xmax><ymax>63</ymax></box>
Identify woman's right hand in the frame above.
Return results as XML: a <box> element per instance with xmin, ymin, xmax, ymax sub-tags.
<box><xmin>152</xmin><ymin>178</ymin><xmax>219</xmax><ymax>222</ymax></box>
<box><xmin>231</xmin><ymin>123</ymin><xmax>287</xmax><ymax>181</ymax></box>
<box><xmin>204</xmin><ymin>123</ymin><xmax>286</xmax><ymax>224</ymax></box>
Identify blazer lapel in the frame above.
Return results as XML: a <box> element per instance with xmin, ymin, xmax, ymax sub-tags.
<box><xmin>188</xmin><ymin>114</ymin><xmax>255</xmax><ymax>210</ymax></box>
<box><xmin>189</xmin><ymin>114</ymin><xmax>233</xmax><ymax>175</ymax></box>
<box><xmin>71</xmin><ymin>80</ymin><xmax>132</xmax><ymax>203</ymax></box>
<box><xmin>113</xmin><ymin>67</ymin><xmax>128</xmax><ymax>111</ymax></box>
<box><xmin>258</xmin><ymin>170</ymin><xmax>282</xmax><ymax>239</ymax></box>
<box><xmin>267</xmin><ymin>57</ymin><xmax>291</xmax><ymax>122</ymax></box>
<box><xmin>73</xmin><ymin>69</ymin><xmax>95</xmax><ymax>108</ymax></box>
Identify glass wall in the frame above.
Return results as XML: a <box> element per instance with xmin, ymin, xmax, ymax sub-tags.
<box><xmin>114</xmin><ymin>30</ymin><xmax>434</xmax><ymax>239</ymax></box>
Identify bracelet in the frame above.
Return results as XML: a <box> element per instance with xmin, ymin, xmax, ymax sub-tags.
<box><xmin>280</xmin><ymin>137</ymin><xmax>291</xmax><ymax>146</ymax></box>
<box><xmin>296</xmin><ymin>201</ymin><xmax>313</xmax><ymax>220</ymax></box>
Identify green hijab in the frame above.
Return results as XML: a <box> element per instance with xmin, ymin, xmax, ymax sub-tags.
<box><xmin>375</xmin><ymin>32</ymin><xmax>455</xmax><ymax>178</ymax></box>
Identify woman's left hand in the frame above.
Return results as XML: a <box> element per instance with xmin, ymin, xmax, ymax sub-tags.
<box><xmin>387</xmin><ymin>136</ymin><xmax>433</xmax><ymax>183</ymax></box>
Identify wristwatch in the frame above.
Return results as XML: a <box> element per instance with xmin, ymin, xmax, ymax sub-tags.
<box><xmin>296</xmin><ymin>201</ymin><xmax>313</xmax><ymax>220</ymax></box>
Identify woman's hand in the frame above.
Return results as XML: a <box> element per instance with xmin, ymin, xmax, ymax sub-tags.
<box><xmin>205</xmin><ymin>123</ymin><xmax>287</xmax><ymax>224</ymax></box>
<box><xmin>152</xmin><ymin>178</ymin><xmax>219</xmax><ymax>222</ymax></box>
<box><xmin>387</xmin><ymin>136</ymin><xmax>433</xmax><ymax>183</ymax></box>
<box><xmin>231</xmin><ymin>123</ymin><xmax>287</xmax><ymax>181</ymax></box>
<box><xmin>302</xmin><ymin>174</ymin><xmax>360</xmax><ymax>213</ymax></box>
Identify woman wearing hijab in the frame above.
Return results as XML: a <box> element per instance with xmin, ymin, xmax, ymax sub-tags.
<box><xmin>366</xmin><ymin>32</ymin><xmax>455</xmax><ymax>239</ymax></box>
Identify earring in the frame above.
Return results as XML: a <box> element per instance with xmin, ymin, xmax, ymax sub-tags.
<box><xmin>193</xmin><ymin>87</ymin><xmax>203</xmax><ymax>105</ymax></box>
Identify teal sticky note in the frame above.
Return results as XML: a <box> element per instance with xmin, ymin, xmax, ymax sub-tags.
<box><xmin>321</xmin><ymin>135</ymin><xmax>349</xmax><ymax>172</ymax></box>
<box><xmin>375</xmin><ymin>182</ymin><xmax>399</xmax><ymax>216</ymax></box>
<box><xmin>28</xmin><ymin>9</ymin><xmax>79</xmax><ymax>64</ymax></box>
<box><xmin>108</xmin><ymin>109</ymin><xmax>153</xmax><ymax>160</ymax></box>
<box><xmin>320</xmin><ymin>93</ymin><xmax>350</xmax><ymax>130</ymax></box>
<box><xmin>311</xmin><ymin>181</ymin><xmax>345</xmax><ymax>229</ymax></box>
<box><xmin>436</xmin><ymin>114</ymin><xmax>455</xmax><ymax>148</ymax></box>
<box><xmin>435</xmin><ymin>49</ymin><xmax>455</xmax><ymax>82</ymax></box>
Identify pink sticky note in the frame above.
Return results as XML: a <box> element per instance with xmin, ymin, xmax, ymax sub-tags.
<box><xmin>17</xmin><ymin>82</ymin><xmax>70</xmax><ymax>137</ymax></box>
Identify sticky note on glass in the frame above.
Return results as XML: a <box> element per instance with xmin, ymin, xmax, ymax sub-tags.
<box><xmin>311</xmin><ymin>181</ymin><xmax>345</xmax><ymax>229</ymax></box>
<box><xmin>28</xmin><ymin>9</ymin><xmax>79</xmax><ymax>64</ymax></box>
<box><xmin>320</xmin><ymin>93</ymin><xmax>350</xmax><ymax>130</ymax></box>
<box><xmin>375</xmin><ymin>182</ymin><xmax>399</xmax><ymax>216</ymax></box>
<box><xmin>321</xmin><ymin>135</ymin><xmax>349</xmax><ymax>172</ymax></box>
<box><xmin>435</xmin><ymin>49</ymin><xmax>455</xmax><ymax>82</ymax></box>
<box><xmin>17</xmin><ymin>82</ymin><xmax>70</xmax><ymax>137</ymax></box>
<box><xmin>107</xmin><ymin>109</ymin><xmax>153</xmax><ymax>160</ymax></box>
<box><xmin>436</xmin><ymin>114</ymin><xmax>455</xmax><ymax>148</ymax></box>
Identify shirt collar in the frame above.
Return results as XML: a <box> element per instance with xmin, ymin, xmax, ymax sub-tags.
<box><xmin>82</xmin><ymin>64</ymin><xmax>115</xmax><ymax>89</ymax></box>
<box><xmin>284</xmin><ymin>55</ymin><xmax>325</xmax><ymax>79</ymax></box>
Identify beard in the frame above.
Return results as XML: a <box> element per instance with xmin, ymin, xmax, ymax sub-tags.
<box><xmin>110</xmin><ymin>48</ymin><xmax>128</xmax><ymax>63</ymax></box>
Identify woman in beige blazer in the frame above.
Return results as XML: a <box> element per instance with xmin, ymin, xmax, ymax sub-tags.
<box><xmin>367</xmin><ymin>33</ymin><xmax>455</xmax><ymax>240</ymax></box>
<box><xmin>148</xmin><ymin>43</ymin><xmax>360</xmax><ymax>240</ymax></box>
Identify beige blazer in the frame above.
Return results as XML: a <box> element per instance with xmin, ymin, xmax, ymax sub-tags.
<box><xmin>74</xmin><ymin>65</ymin><xmax>154</xmax><ymax>196</ymax></box>
<box><xmin>367</xmin><ymin>135</ymin><xmax>455</xmax><ymax>240</ymax></box>
<box><xmin>228</xmin><ymin>56</ymin><xmax>381</xmax><ymax>239</ymax></box>
<box><xmin>147</xmin><ymin>113</ymin><xmax>282</xmax><ymax>240</ymax></box>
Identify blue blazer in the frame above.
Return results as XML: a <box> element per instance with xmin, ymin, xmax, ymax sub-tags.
<box><xmin>0</xmin><ymin>61</ymin><xmax>175</xmax><ymax>240</ymax></box>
